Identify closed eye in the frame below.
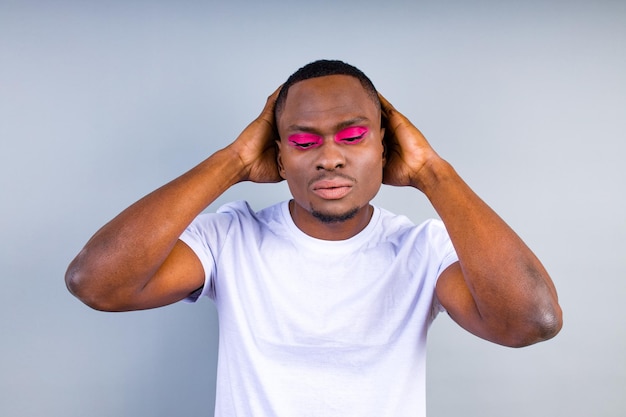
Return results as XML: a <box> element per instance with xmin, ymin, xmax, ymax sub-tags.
<box><xmin>338</xmin><ymin>134</ymin><xmax>366</xmax><ymax>143</ymax></box>
<box><xmin>290</xmin><ymin>141</ymin><xmax>319</xmax><ymax>149</ymax></box>
<box><xmin>287</xmin><ymin>133</ymin><xmax>323</xmax><ymax>149</ymax></box>
<box><xmin>335</xmin><ymin>126</ymin><xmax>368</xmax><ymax>144</ymax></box>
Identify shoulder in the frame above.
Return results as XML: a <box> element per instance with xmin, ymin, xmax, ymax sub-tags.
<box><xmin>372</xmin><ymin>207</ymin><xmax>457</xmax><ymax>266</ymax></box>
<box><xmin>185</xmin><ymin>200</ymin><xmax>288</xmax><ymax>241</ymax></box>
<box><xmin>376</xmin><ymin>207</ymin><xmax>449</xmax><ymax>242</ymax></box>
<box><xmin>188</xmin><ymin>200</ymin><xmax>280</xmax><ymax>226</ymax></box>
<box><xmin>217</xmin><ymin>200</ymin><xmax>285</xmax><ymax>220</ymax></box>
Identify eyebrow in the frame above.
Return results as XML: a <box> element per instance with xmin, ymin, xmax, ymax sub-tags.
<box><xmin>286</xmin><ymin>117</ymin><xmax>370</xmax><ymax>134</ymax></box>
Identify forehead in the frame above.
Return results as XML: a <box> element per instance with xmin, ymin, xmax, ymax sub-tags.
<box><xmin>277</xmin><ymin>75</ymin><xmax>379</xmax><ymax>132</ymax></box>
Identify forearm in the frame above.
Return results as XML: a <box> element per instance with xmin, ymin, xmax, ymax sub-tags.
<box><xmin>65</xmin><ymin>146</ymin><xmax>245</xmax><ymax>306</ymax></box>
<box><xmin>420</xmin><ymin>158</ymin><xmax>562</xmax><ymax>343</ymax></box>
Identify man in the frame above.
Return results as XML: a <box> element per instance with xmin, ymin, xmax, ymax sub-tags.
<box><xmin>66</xmin><ymin>60</ymin><xmax>562</xmax><ymax>416</ymax></box>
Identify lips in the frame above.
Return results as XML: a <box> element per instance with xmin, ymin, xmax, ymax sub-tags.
<box><xmin>311</xmin><ymin>178</ymin><xmax>354</xmax><ymax>200</ymax></box>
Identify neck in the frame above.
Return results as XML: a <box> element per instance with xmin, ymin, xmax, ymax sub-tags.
<box><xmin>289</xmin><ymin>200</ymin><xmax>373</xmax><ymax>240</ymax></box>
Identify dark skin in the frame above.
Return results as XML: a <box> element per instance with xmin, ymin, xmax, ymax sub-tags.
<box><xmin>66</xmin><ymin>75</ymin><xmax>562</xmax><ymax>347</ymax></box>
<box><xmin>378</xmin><ymin>92</ymin><xmax>562</xmax><ymax>346</ymax></box>
<box><xmin>275</xmin><ymin>76</ymin><xmax>386</xmax><ymax>240</ymax></box>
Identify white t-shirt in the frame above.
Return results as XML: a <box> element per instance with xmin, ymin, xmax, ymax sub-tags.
<box><xmin>180</xmin><ymin>200</ymin><xmax>458</xmax><ymax>417</ymax></box>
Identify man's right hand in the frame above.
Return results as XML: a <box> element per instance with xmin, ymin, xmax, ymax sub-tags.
<box><xmin>229</xmin><ymin>86</ymin><xmax>284</xmax><ymax>184</ymax></box>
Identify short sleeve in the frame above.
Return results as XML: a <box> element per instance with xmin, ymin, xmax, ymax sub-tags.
<box><xmin>178</xmin><ymin>209</ymin><xmax>237</xmax><ymax>303</ymax></box>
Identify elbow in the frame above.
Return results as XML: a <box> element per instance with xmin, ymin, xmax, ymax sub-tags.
<box><xmin>65</xmin><ymin>258</ymin><xmax>86</xmax><ymax>302</ymax></box>
<box><xmin>504</xmin><ymin>304</ymin><xmax>564</xmax><ymax>348</ymax></box>
<box><xmin>534</xmin><ymin>303</ymin><xmax>564</xmax><ymax>343</ymax></box>
<box><xmin>65</xmin><ymin>266</ymin><xmax>107</xmax><ymax>311</ymax></box>
<box><xmin>65</xmin><ymin>257</ymin><xmax>127</xmax><ymax>312</ymax></box>
<box><xmin>502</xmin><ymin>271</ymin><xmax>564</xmax><ymax>348</ymax></box>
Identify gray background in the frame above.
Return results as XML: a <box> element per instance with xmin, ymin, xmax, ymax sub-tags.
<box><xmin>1</xmin><ymin>0</ymin><xmax>625</xmax><ymax>416</ymax></box>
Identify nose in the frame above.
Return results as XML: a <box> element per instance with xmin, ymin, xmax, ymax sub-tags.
<box><xmin>315</xmin><ymin>140</ymin><xmax>346</xmax><ymax>171</ymax></box>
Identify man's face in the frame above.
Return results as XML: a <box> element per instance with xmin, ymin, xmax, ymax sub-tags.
<box><xmin>276</xmin><ymin>75</ymin><xmax>385</xmax><ymax>233</ymax></box>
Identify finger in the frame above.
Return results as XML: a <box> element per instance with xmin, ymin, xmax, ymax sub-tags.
<box><xmin>377</xmin><ymin>91</ymin><xmax>394</xmax><ymax>113</ymax></box>
<box><xmin>268</xmin><ymin>84</ymin><xmax>282</xmax><ymax>102</ymax></box>
<box><xmin>377</xmin><ymin>92</ymin><xmax>409</xmax><ymax>139</ymax></box>
<box><xmin>378</xmin><ymin>92</ymin><xmax>407</xmax><ymax>125</ymax></box>
<box><xmin>378</xmin><ymin>93</ymin><xmax>430</xmax><ymax>149</ymax></box>
<box><xmin>257</xmin><ymin>85</ymin><xmax>283</xmax><ymax>123</ymax></box>
<box><xmin>265</xmin><ymin>85</ymin><xmax>283</xmax><ymax>109</ymax></box>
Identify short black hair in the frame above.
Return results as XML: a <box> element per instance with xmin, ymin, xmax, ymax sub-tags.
<box><xmin>274</xmin><ymin>59</ymin><xmax>380</xmax><ymax>119</ymax></box>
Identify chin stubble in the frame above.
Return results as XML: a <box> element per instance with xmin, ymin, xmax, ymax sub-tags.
<box><xmin>311</xmin><ymin>207</ymin><xmax>359</xmax><ymax>224</ymax></box>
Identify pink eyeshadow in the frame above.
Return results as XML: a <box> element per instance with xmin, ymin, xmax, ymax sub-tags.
<box><xmin>287</xmin><ymin>133</ymin><xmax>323</xmax><ymax>149</ymax></box>
<box><xmin>334</xmin><ymin>126</ymin><xmax>369</xmax><ymax>143</ymax></box>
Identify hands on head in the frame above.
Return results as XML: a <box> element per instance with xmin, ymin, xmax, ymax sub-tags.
<box><xmin>378</xmin><ymin>93</ymin><xmax>443</xmax><ymax>192</ymax></box>
<box><xmin>66</xmin><ymin>76</ymin><xmax>561</xmax><ymax>346</ymax></box>
<box><xmin>230</xmin><ymin>84</ymin><xmax>443</xmax><ymax>194</ymax></box>
<box><xmin>228</xmin><ymin>86</ymin><xmax>284</xmax><ymax>184</ymax></box>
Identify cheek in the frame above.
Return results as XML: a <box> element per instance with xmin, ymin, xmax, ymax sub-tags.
<box><xmin>279</xmin><ymin>152</ymin><xmax>309</xmax><ymax>186</ymax></box>
<box><xmin>280</xmin><ymin>148</ymin><xmax>306</xmax><ymax>172</ymax></box>
<box><xmin>278</xmin><ymin>142</ymin><xmax>301</xmax><ymax>173</ymax></box>
<box><xmin>283</xmin><ymin>169</ymin><xmax>312</xmax><ymax>208</ymax></box>
<box><xmin>359</xmin><ymin>143</ymin><xmax>386</xmax><ymax>169</ymax></box>
<box><xmin>356</xmin><ymin>147</ymin><xmax>385</xmax><ymax>186</ymax></box>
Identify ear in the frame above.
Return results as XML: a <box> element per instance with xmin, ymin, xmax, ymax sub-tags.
<box><xmin>276</xmin><ymin>139</ymin><xmax>287</xmax><ymax>180</ymax></box>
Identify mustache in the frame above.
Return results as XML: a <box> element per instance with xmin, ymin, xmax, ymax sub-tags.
<box><xmin>307</xmin><ymin>172</ymin><xmax>357</xmax><ymax>187</ymax></box>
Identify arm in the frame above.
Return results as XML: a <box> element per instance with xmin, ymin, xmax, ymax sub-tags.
<box><xmin>65</xmin><ymin>87</ymin><xmax>283</xmax><ymax>312</ymax></box>
<box><xmin>379</xmin><ymin>93</ymin><xmax>562</xmax><ymax>347</ymax></box>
